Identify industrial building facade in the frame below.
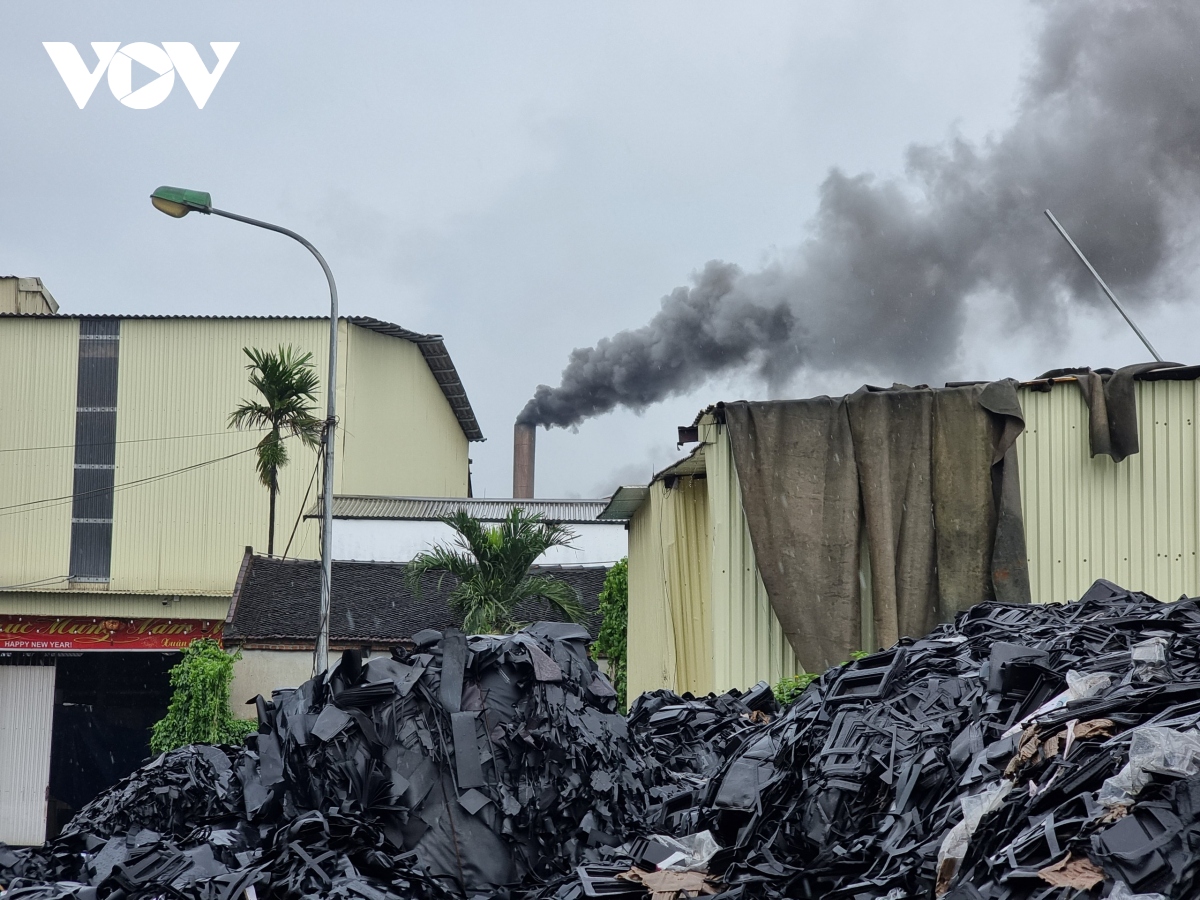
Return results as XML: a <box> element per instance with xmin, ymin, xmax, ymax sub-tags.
<box><xmin>614</xmin><ymin>371</ymin><xmax>1200</xmax><ymax>700</ymax></box>
<box><xmin>0</xmin><ymin>283</ymin><xmax>482</xmax><ymax>844</ymax></box>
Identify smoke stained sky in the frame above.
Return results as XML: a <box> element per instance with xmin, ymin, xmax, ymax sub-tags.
<box><xmin>521</xmin><ymin>1</ymin><xmax>1200</xmax><ymax>430</ymax></box>
<box><xmin>3</xmin><ymin>2</ymin><xmax>1197</xmax><ymax>497</ymax></box>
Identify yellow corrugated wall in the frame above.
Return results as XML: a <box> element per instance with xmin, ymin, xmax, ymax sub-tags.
<box><xmin>0</xmin><ymin>317</ymin><xmax>78</xmax><ymax>591</ymax></box>
<box><xmin>625</xmin><ymin>425</ymin><xmax>799</xmax><ymax>699</ymax></box>
<box><xmin>705</xmin><ymin>420</ymin><xmax>802</xmax><ymax>690</ymax></box>
<box><xmin>341</xmin><ymin>325</ymin><xmax>469</xmax><ymax>498</ymax></box>
<box><xmin>110</xmin><ymin>318</ymin><xmax>470</xmax><ymax>595</ymax></box>
<box><xmin>662</xmin><ymin>475</ymin><xmax>714</xmax><ymax>692</ymax></box>
<box><xmin>1017</xmin><ymin>379</ymin><xmax>1200</xmax><ymax>604</ymax></box>
<box><xmin>626</xmin><ymin>476</ymin><xmax>714</xmax><ymax>697</ymax></box>
<box><xmin>110</xmin><ymin>319</ymin><xmax>335</xmax><ymax>595</ymax></box>
<box><xmin>626</xmin><ymin>494</ymin><xmax>676</xmax><ymax>696</ymax></box>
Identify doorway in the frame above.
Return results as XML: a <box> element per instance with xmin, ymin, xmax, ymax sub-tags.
<box><xmin>46</xmin><ymin>652</ymin><xmax>175</xmax><ymax>838</ymax></box>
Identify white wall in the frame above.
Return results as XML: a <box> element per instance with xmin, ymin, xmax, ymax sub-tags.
<box><xmin>331</xmin><ymin>519</ymin><xmax>628</xmax><ymax>565</ymax></box>
<box><xmin>230</xmin><ymin>649</ymin><xmax>324</xmax><ymax>717</ymax></box>
<box><xmin>0</xmin><ymin>664</ymin><xmax>56</xmax><ymax>845</ymax></box>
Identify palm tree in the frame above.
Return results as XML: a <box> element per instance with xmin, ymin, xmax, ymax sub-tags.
<box><xmin>228</xmin><ymin>345</ymin><xmax>323</xmax><ymax>556</ymax></box>
<box><xmin>406</xmin><ymin>508</ymin><xmax>587</xmax><ymax>634</ymax></box>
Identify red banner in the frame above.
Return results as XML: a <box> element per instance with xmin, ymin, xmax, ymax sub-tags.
<box><xmin>0</xmin><ymin>616</ymin><xmax>223</xmax><ymax>651</ymax></box>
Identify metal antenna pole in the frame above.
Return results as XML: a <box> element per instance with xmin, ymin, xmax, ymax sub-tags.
<box><xmin>209</xmin><ymin>206</ymin><xmax>338</xmax><ymax>676</ymax></box>
<box><xmin>1044</xmin><ymin>209</ymin><xmax>1163</xmax><ymax>362</ymax></box>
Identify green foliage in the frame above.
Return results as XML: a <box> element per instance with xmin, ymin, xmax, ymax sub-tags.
<box><xmin>405</xmin><ymin>508</ymin><xmax>586</xmax><ymax>634</ymax></box>
<box><xmin>150</xmin><ymin>639</ymin><xmax>257</xmax><ymax>754</ymax></box>
<box><xmin>773</xmin><ymin>649</ymin><xmax>873</xmax><ymax>706</ymax></box>
<box><xmin>773</xmin><ymin>672</ymin><xmax>819</xmax><ymax>705</ymax></box>
<box><xmin>228</xmin><ymin>345</ymin><xmax>323</xmax><ymax>555</ymax></box>
<box><xmin>595</xmin><ymin>558</ymin><xmax>629</xmax><ymax>711</ymax></box>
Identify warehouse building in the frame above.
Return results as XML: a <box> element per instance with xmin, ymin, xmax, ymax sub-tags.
<box><xmin>610</xmin><ymin>366</ymin><xmax>1200</xmax><ymax>699</ymax></box>
<box><xmin>0</xmin><ymin>278</ymin><xmax>482</xmax><ymax>844</ymax></box>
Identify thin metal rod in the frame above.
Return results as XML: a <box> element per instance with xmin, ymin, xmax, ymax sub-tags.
<box><xmin>208</xmin><ymin>206</ymin><xmax>338</xmax><ymax>676</ymax></box>
<box><xmin>1044</xmin><ymin>209</ymin><xmax>1163</xmax><ymax>362</ymax></box>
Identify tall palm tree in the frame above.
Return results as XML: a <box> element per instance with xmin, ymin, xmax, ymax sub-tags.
<box><xmin>406</xmin><ymin>508</ymin><xmax>587</xmax><ymax>634</ymax></box>
<box><xmin>228</xmin><ymin>345</ymin><xmax>323</xmax><ymax>556</ymax></box>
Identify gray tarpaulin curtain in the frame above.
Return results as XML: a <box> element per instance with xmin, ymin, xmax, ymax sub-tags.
<box><xmin>1037</xmin><ymin>362</ymin><xmax>1181</xmax><ymax>462</ymax></box>
<box><xmin>724</xmin><ymin>381</ymin><xmax>1030</xmax><ymax>671</ymax></box>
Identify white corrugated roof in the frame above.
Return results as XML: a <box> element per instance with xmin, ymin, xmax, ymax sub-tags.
<box><xmin>307</xmin><ymin>495</ymin><xmax>622</xmax><ymax>524</ymax></box>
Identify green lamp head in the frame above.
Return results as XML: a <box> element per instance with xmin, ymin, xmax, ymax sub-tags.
<box><xmin>150</xmin><ymin>186</ymin><xmax>212</xmax><ymax>218</ymax></box>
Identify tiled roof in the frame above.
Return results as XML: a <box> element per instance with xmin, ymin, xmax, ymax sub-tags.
<box><xmin>307</xmin><ymin>495</ymin><xmax>618</xmax><ymax>524</ymax></box>
<box><xmin>224</xmin><ymin>554</ymin><xmax>609</xmax><ymax>644</ymax></box>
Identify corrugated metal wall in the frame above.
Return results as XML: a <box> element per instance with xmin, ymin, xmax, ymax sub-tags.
<box><xmin>627</xmin><ymin>490</ymin><xmax>677</xmax><ymax>696</ymax></box>
<box><xmin>341</xmin><ymin>325</ymin><xmax>469</xmax><ymax>498</ymax></box>
<box><xmin>110</xmin><ymin>319</ymin><xmax>335</xmax><ymax>595</ymax></box>
<box><xmin>0</xmin><ymin>662</ymin><xmax>56</xmax><ymax>846</ymax></box>
<box><xmin>1017</xmin><ymin>379</ymin><xmax>1200</xmax><ymax>604</ymax></box>
<box><xmin>0</xmin><ymin>317</ymin><xmax>78</xmax><ymax>591</ymax></box>
<box><xmin>705</xmin><ymin>420</ymin><xmax>802</xmax><ymax>690</ymax></box>
<box><xmin>662</xmin><ymin>475</ymin><xmax>714</xmax><ymax>692</ymax></box>
<box><xmin>626</xmin><ymin>476</ymin><xmax>714</xmax><ymax>697</ymax></box>
<box><xmin>626</xmin><ymin>425</ymin><xmax>800</xmax><ymax>699</ymax></box>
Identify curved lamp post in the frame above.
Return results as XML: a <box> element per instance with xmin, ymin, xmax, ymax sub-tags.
<box><xmin>151</xmin><ymin>186</ymin><xmax>337</xmax><ymax>676</ymax></box>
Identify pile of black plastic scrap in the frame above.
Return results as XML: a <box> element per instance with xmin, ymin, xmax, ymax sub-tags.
<box><xmin>696</xmin><ymin>580</ymin><xmax>1200</xmax><ymax>900</ymax></box>
<box><xmin>630</xmin><ymin>684</ymin><xmax>777</xmax><ymax>779</ymax></box>
<box><xmin>628</xmin><ymin>684</ymin><xmax>777</xmax><ymax>835</ymax></box>
<box><xmin>21</xmin><ymin>583</ymin><xmax>1200</xmax><ymax>900</ymax></box>
<box><xmin>248</xmin><ymin>622</ymin><xmax>650</xmax><ymax>891</ymax></box>
<box><xmin>0</xmin><ymin>622</ymin><xmax>646</xmax><ymax>899</ymax></box>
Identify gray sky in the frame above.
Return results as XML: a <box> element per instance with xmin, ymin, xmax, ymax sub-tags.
<box><xmin>5</xmin><ymin>2</ymin><xmax>1194</xmax><ymax>500</ymax></box>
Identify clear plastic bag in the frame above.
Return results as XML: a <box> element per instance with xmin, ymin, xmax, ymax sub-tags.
<box><xmin>936</xmin><ymin>780</ymin><xmax>1013</xmax><ymax>894</ymax></box>
<box><xmin>648</xmin><ymin>830</ymin><xmax>721</xmax><ymax>870</ymax></box>
<box><xmin>1066</xmin><ymin>669</ymin><xmax>1114</xmax><ymax>699</ymax></box>
<box><xmin>1098</xmin><ymin>725</ymin><xmax>1200</xmax><ymax>807</ymax></box>
<box><xmin>1131</xmin><ymin>637</ymin><xmax>1170</xmax><ymax>683</ymax></box>
<box><xmin>1002</xmin><ymin>670</ymin><xmax>1115</xmax><ymax>738</ymax></box>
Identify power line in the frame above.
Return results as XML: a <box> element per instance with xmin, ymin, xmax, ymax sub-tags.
<box><xmin>281</xmin><ymin>451</ymin><xmax>322</xmax><ymax>560</ymax></box>
<box><xmin>0</xmin><ymin>428</ymin><xmax>269</xmax><ymax>455</ymax></box>
<box><xmin>0</xmin><ymin>441</ymin><xmax>289</xmax><ymax>519</ymax></box>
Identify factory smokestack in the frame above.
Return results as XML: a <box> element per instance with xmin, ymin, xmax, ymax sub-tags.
<box><xmin>519</xmin><ymin>1</ymin><xmax>1200</xmax><ymax>431</ymax></box>
<box><xmin>513</xmin><ymin>421</ymin><xmax>536</xmax><ymax>498</ymax></box>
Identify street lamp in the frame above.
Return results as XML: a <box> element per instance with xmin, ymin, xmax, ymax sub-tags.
<box><xmin>151</xmin><ymin>185</ymin><xmax>338</xmax><ymax>676</ymax></box>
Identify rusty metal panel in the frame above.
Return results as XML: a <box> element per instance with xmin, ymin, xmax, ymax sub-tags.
<box><xmin>0</xmin><ymin>316</ymin><xmax>78</xmax><ymax>593</ymax></box>
<box><xmin>0</xmin><ymin>661</ymin><xmax>56</xmax><ymax>846</ymax></box>
<box><xmin>705</xmin><ymin>420</ymin><xmax>802</xmax><ymax>691</ymax></box>
<box><xmin>1016</xmin><ymin>379</ymin><xmax>1200</xmax><ymax>604</ymax></box>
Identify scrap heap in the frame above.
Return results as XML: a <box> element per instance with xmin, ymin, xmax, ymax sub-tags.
<box><xmin>12</xmin><ymin>581</ymin><xmax>1200</xmax><ymax>900</ymax></box>
<box><xmin>698</xmin><ymin>579</ymin><xmax>1200</xmax><ymax>899</ymax></box>
<box><xmin>0</xmin><ymin>623</ymin><xmax>650</xmax><ymax>900</ymax></box>
<box><xmin>628</xmin><ymin>685</ymin><xmax>777</xmax><ymax>835</ymax></box>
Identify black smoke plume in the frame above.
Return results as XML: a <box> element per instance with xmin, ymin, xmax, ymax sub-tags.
<box><xmin>520</xmin><ymin>0</ymin><xmax>1200</xmax><ymax>429</ymax></box>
